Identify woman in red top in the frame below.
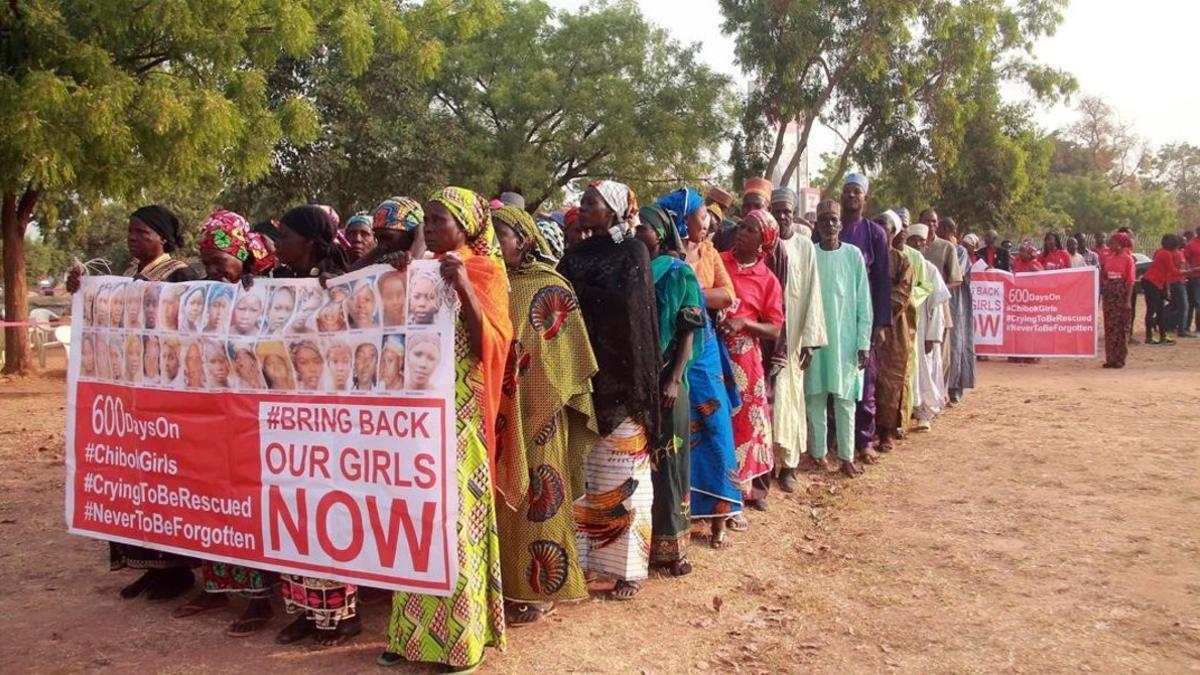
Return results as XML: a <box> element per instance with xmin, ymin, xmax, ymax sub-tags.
<box><xmin>1101</xmin><ymin>233</ymin><xmax>1136</xmax><ymax>367</ymax></box>
<box><xmin>1038</xmin><ymin>232</ymin><xmax>1071</xmax><ymax>270</ymax></box>
<box><xmin>1011</xmin><ymin>242</ymin><xmax>1044</xmax><ymax>273</ymax></box>
<box><xmin>719</xmin><ymin>210</ymin><xmax>784</xmax><ymax>514</ymax></box>
<box><xmin>1141</xmin><ymin>234</ymin><xmax>1186</xmax><ymax>345</ymax></box>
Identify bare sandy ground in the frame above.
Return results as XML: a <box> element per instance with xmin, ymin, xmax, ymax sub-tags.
<box><xmin>0</xmin><ymin>342</ymin><xmax>1197</xmax><ymax>674</ymax></box>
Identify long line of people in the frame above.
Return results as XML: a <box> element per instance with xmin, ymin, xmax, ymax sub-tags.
<box><xmin>69</xmin><ymin>173</ymin><xmax>994</xmax><ymax>671</ymax></box>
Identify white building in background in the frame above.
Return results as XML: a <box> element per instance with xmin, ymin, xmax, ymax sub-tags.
<box><xmin>769</xmin><ymin>119</ymin><xmax>821</xmax><ymax>216</ymax></box>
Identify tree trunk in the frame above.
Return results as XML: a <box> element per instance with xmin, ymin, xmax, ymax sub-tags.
<box><xmin>2</xmin><ymin>188</ymin><xmax>39</xmax><ymax>375</ymax></box>
<box><xmin>779</xmin><ymin>113</ymin><xmax>819</xmax><ymax>187</ymax></box>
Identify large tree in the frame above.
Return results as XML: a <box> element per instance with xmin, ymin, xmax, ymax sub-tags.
<box><xmin>0</xmin><ymin>0</ymin><xmax>485</xmax><ymax>373</ymax></box>
<box><xmin>431</xmin><ymin>0</ymin><xmax>734</xmax><ymax>210</ymax></box>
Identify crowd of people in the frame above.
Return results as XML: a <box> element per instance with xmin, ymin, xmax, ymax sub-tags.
<box><xmin>63</xmin><ymin>171</ymin><xmax>1172</xmax><ymax>672</ymax></box>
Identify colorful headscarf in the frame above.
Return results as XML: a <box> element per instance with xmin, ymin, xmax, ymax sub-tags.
<box><xmin>199</xmin><ymin>210</ymin><xmax>277</xmax><ymax>275</ymax></box>
<box><xmin>429</xmin><ymin>186</ymin><xmax>501</xmax><ymax>262</ymax></box>
<box><xmin>535</xmin><ymin>217</ymin><xmax>565</xmax><ymax>261</ymax></box>
<box><xmin>638</xmin><ymin>205</ymin><xmax>685</xmax><ymax>255</ymax></box>
<box><xmin>743</xmin><ymin>209</ymin><xmax>780</xmax><ymax>259</ymax></box>
<box><xmin>494</xmin><ymin>205</ymin><xmax>556</xmax><ymax>265</ymax></box>
<box><xmin>344</xmin><ymin>213</ymin><xmax>372</xmax><ymax>231</ymax></box>
<box><xmin>372</xmin><ymin>196</ymin><xmax>424</xmax><ymax>232</ymax></box>
<box><xmin>314</xmin><ymin>204</ymin><xmax>340</xmax><ymax>228</ymax></box>
<box><xmin>656</xmin><ymin>187</ymin><xmax>703</xmax><ymax>240</ymax></box>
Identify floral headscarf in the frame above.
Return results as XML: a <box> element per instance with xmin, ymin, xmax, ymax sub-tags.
<box><xmin>535</xmin><ymin>217</ymin><xmax>565</xmax><ymax>261</ymax></box>
<box><xmin>743</xmin><ymin>209</ymin><xmax>780</xmax><ymax>259</ymax></box>
<box><xmin>428</xmin><ymin>186</ymin><xmax>501</xmax><ymax>263</ymax></box>
<box><xmin>372</xmin><ymin>196</ymin><xmax>424</xmax><ymax>232</ymax></box>
<box><xmin>199</xmin><ymin>210</ymin><xmax>277</xmax><ymax>275</ymax></box>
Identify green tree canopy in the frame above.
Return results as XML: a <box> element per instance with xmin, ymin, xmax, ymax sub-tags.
<box><xmin>432</xmin><ymin>0</ymin><xmax>734</xmax><ymax>210</ymax></box>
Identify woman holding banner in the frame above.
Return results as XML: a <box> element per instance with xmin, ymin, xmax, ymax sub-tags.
<box><xmin>379</xmin><ymin>188</ymin><xmax>512</xmax><ymax>671</ymax></box>
<box><xmin>65</xmin><ymin>205</ymin><xmax>199</xmax><ymax>602</ymax></box>
<box><xmin>266</xmin><ymin>206</ymin><xmax>364</xmax><ymax>647</ymax></box>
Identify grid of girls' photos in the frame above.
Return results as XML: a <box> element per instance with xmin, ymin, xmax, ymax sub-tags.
<box><xmin>73</xmin><ymin>263</ymin><xmax>456</xmax><ymax>396</ymax></box>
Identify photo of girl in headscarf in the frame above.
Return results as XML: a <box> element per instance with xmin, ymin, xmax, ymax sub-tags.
<box><xmin>348</xmin><ymin>278</ymin><xmax>380</xmax><ymax>329</ymax></box>
<box><xmin>404</xmin><ymin>332</ymin><xmax>441</xmax><ymax>391</ymax></box>
<box><xmin>204</xmin><ymin>284</ymin><xmax>235</xmax><ymax>334</ymax></box>
<box><xmin>377</xmin><ymin>334</ymin><xmax>405</xmax><ymax>391</ymax></box>
<box><xmin>353</xmin><ymin>342</ymin><xmax>378</xmax><ymax>391</ymax></box>
<box><xmin>142</xmin><ymin>335</ymin><xmax>161</xmax><ymax>385</ymax></box>
<box><xmin>158</xmin><ymin>286</ymin><xmax>185</xmax><ymax>331</ymax></box>
<box><xmin>315</xmin><ymin>298</ymin><xmax>349</xmax><ymax>332</ymax></box>
<box><xmin>325</xmin><ymin>338</ymin><xmax>353</xmax><ymax>392</ymax></box>
<box><xmin>257</xmin><ymin>341</ymin><xmax>296</xmax><ymax>390</ymax></box>
<box><xmin>180</xmin><ymin>285</ymin><xmax>208</xmax><ymax>333</ymax></box>
<box><xmin>108</xmin><ymin>335</ymin><xmax>125</xmax><ymax>383</ymax></box>
<box><xmin>407</xmin><ymin>269</ymin><xmax>441</xmax><ymax>325</ymax></box>
<box><xmin>378</xmin><ymin>270</ymin><xmax>407</xmax><ymax>327</ymax></box>
<box><xmin>108</xmin><ymin>281</ymin><xmax>128</xmax><ymax>328</ymax></box>
<box><xmin>141</xmin><ymin>283</ymin><xmax>162</xmax><ymax>330</ymax></box>
<box><xmin>82</xmin><ymin>287</ymin><xmax>98</xmax><ymax>327</ymax></box>
<box><xmin>160</xmin><ymin>336</ymin><xmax>182</xmax><ymax>387</ymax></box>
<box><xmin>288</xmin><ymin>339</ymin><xmax>325</xmax><ymax>391</ymax></box>
<box><xmin>124</xmin><ymin>281</ymin><xmax>144</xmax><ymax>329</ymax></box>
<box><xmin>203</xmin><ymin>338</ymin><xmax>232</xmax><ymax>389</ymax></box>
<box><xmin>94</xmin><ymin>332</ymin><xmax>112</xmax><ymax>379</ymax></box>
<box><xmin>263</xmin><ymin>286</ymin><xmax>296</xmax><ymax>335</ymax></box>
<box><xmin>228</xmin><ymin>341</ymin><xmax>265</xmax><ymax>390</ymax></box>
<box><xmin>80</xmin><ymin>333</ymin><xmax>97</xmax><ymax>378</ymax></box>
<box><xmin>286</xmin><ymin>285</ymin><xmax>324</xmax><ymax>334</ymax></box>
<box><xmin>230</xmin><ymin>286</ymin><xmax>266</xmax><ymax>336</ymax></box>
<box><xmin>182</xmin><ymin>339</ymin><xmax>206</xmax><ymax>389</ymax></box>
<box><xmin>92</xmin><ymin>284</ymin><xmax>112</xmax><ymax>328</ymax></box>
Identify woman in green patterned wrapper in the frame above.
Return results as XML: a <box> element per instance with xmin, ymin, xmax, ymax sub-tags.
<box><xmin>635</xmin><ymin>205</ymin><xmax>705</xmax><ymax>577</ymax></box>
<box><xmin>378</xmin><ymin>188</ymin><xmax>512</xmax><ymax>672</ymax></box>
<box><xmin>490</xmin><ymin>205</ymin><xmax>599</xmax><ymax>626</ymax></box>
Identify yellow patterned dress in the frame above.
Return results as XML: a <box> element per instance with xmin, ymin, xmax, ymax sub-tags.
<box><xmin>385</xmin><ymin>330</ymin><xmax>506</xmax><ymax>668</ymax></box>
<box><xmin>494</xmin><ymin>261</ymin><xmax>598</xmax><ymax>603</ymax></box>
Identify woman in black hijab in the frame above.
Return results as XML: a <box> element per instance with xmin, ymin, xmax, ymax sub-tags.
<box><xmin>273</xmin><ymin>205</ymin><xmax>350</xmax><ymax>279</ymax></box>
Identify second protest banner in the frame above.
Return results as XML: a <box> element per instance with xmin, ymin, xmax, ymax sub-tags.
<box><xmin>971</xmin><ymin>266</ymin><xmax>1098</xmax><ymax>358</ymax></box>
<box><xmin>65</xmin><ymin>263</ymin><xmax>459</xmax><ymax>594</ymax></box>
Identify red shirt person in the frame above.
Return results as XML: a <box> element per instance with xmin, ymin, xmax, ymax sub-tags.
<box><xmin>1038</xmin><ymin>232</ymin><xmax>1071</xmax><ymax>270</ymax></box>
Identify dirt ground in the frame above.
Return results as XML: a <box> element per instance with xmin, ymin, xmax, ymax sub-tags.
<box><xmin>1</xmin><ymin>340</ymin><xmax>1198</xmax><ymax>674</ymax></box>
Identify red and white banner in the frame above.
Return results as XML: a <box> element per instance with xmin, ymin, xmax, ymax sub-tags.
<box><xmin>65</xmin><ymin>264</ymin><xmax>459</xmax><ymax>594</ymax></box>
<box><xmin>971</xmin><ymin>266</ymin><xmax>1098</xmax><ymax>358</ymax></box>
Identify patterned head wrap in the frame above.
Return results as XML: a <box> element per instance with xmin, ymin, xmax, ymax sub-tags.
<box><xmin>372</xmin><ymin>196</ymin><xmax>424</xmax><ymax>232</ymax></box>
<box><xmin>743</xmin><ymin>209</ymin><xmax>779</xmax><ymax>259</ymax></box>
<box><xmin>535</xmin><ymin>217</ymin><xmax>565</xmax><ymax>260</ymax></box>
<box><xmin>589</xmin><ymin>180</ymin><xmax>637</xmax><ymax>241</ymax></box>
<box><xmin>962</xmin><ymin>233</ymin><xmax>981</xmax><ymax>249</ymax></box>
<box><xmin>638</xmin><ymin>205</ymin><xmax>685</xmax><ymax>255</ymax></box>
<box><xmin>494</xmin><ymin>205</ymin><xmax>556</xmax><ymax>265</ymax></box>
<box><xmin>344</xmin><ymin>213</ymin><xmax>372</xmax><ymax>231</ymax></box>
<box><xmin>199</xmin><ymin>210</ymin><xmax>277</xmax><ymax>275</ymax></box>
<box><xmin>428</xmin><ymin>186</ymin><xmax>501</xmax><ymax>262</ymax></box>
<box><xmin>314</xmin><ymin>204</ymin><xmax>340</xmax><ymax>228</ymax></box>
<box><xmin>656</xmin><ymin>187</ymin><xmax>703</xmax><ymax>240</ymax></box>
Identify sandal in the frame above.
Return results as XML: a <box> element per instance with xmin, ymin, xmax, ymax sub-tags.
<box><xmin>710</xmin><ymin>529</ymin><xmax>732</xmax><ymax>550</ymax></box>
<box><xmin>275</xmin><ymin>615</ymin><xmax>317</xmax><ymax>644</ymax></box>
<box><xmin>506</xmin><ymin>601</ymin><xmax>556</xmax><ymax>627</ymax></box>
<box><xmin>314</xmin><ymin>616</ymin><xmax>361</xmax><ymax>646</ymax></box>
<box><xmin>171</xmin><ymin>592</ymin><xmax>228</xmax><ymax>618</ymax></box>
<box><xmin>226</xmin><ymin>601</ymin><xmax>273</xmax><ymax>637</ymax></box>
<box><xmin>610</xmin><ymin>580</ymin><xmax>642</xmax><ymax>601</ymax></box>
<box><xmin>670</xmin><ymin>559</ymin><xmax>693</xmax><ymax>577</ymax></box>
<box><xmin>726</xmin><ymin>515</ymin><xmax>749</xmax><ymax>533</ymax></box>
<box><xmin>119</xmin><ymin>570</ymin><xmax>158</xmax><ymax>599</ymax></box>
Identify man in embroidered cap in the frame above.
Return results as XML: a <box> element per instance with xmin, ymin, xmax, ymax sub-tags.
<box><xmin>813</xmin><ymin>172</ymin><xmax>891</xmax><ymax>464</ymax></box>
<box><xmin>715</xmin><ymin>177</ymin><xmax>774</xmax><ymax>252</ymax></box>
<box><xmin>768</xmin><ymin>185</ymin><xmax>827</xmax><ymax>491</ymax></box>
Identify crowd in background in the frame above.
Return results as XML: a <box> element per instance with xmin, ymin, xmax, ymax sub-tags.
<box><xmin>63</xmin><ymin>169</ymin><xmax>1187</xmax><ymax>672</ymax></box>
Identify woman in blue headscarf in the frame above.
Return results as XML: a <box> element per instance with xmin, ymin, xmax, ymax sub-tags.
<box><xmin>657</xmin><ymin>188</ymin><xmax>744</xmax><ymax>548</ymax></box>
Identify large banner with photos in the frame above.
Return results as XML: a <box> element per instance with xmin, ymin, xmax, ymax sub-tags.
<box><xmin>64</xmin><ymin>263</ymin><xmax>460</xmax><ymax>595</ymax></box>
